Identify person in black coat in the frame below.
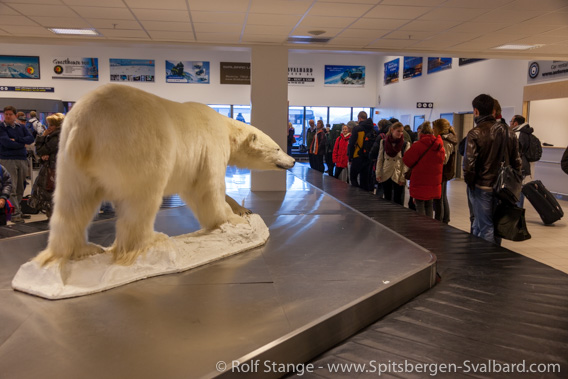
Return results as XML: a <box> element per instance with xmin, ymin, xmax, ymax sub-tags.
<box><xmin>0</xmin><ymin>164</ymin><xmax>13</xmax><ymax>225</ymax></box>
<box><xmin>561</xmin><ymin>146</ymin><xmax>568</xmax><ymax>175</ymax></box>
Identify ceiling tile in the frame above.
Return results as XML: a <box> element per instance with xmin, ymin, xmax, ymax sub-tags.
<box><xmin>247</xmin><ymin>13</ymin><xmax>303</xmax><ymax>26</ymax></box>
<box><xmin>449</xmin><ymin>22</ymin><xmax>511</xmax><ymax>33</ymax></box>
<box><xmin>124</xmin><ymin>0</ymin><xmax>187</xmax><ymax>10</ymax></box>
<box><xmin>29</xmin><ymin>16</ymin><xmax>91</xmax><ymax>28</ymax></box>
<box><xmin>441</xmin><ymin>0</ymin><xmax>516</xmax><ymax>8</ymax></box>
<box><xmin>63</xmin><ymin>0</ymin><xmax>126</xmax><ymax>7</ymax></box>
<box><xmin>191</xmin><ymin>11</ymin><xmax>246</xmax><ymax>24</ymax></box>
<box><xmin>244</xmin><ymin>25</ymin><xmax>292</xmax><ymax>36</ymax></box>
<box><xmin>3</xmin><ymin>25</ymin><xmax>54</xmax><ymax>36</ymax></box>
<box><xmin>426</xmin><ymin>31</ymin><xmax>482</xmax><ymax>43</ymax></box>
<box><xmin>495</xmin><ymin>23</ymin><xmax>563</xmax><ymax>36</ymax></box>
<box><xmin>367</xmin><ymin>38</ymin><xmax>417</xmax><ymax>48</ymax></box>
<box><xmin>141</xmin><ymin>21</ymin><xmax>193</xmax><ymax>32</ymax></box>
<box><xmin>72</xmin><ymin>6</ymin><xmax>134</xmax><ymax>20</ymax></box>
<box><xmin>193</xmin><ymin>23</ymin><xmax>242</xmax><ymax>34</ymax></box>
<box><xmin>385</xmin><ymin>30</ymin><xmax>438</xmax><ymax>40</ymax></box>
<box><xmin>195</xmin><ymin>32</ymin><xmax>241</xmax><ymax>43</ymax></box>
<box><xmin>148</xmin><ymin>30</ymin><xmax>194</xmax><ymax>41</ymax></box>
<box><xmin>407</xmin><ymin>39</ymin><xmax>458</xmax><ymax>49</ymax></box>
<box><xmin>500</xmin><ymin>0</ymin><xmax>568</xmax><ymax>11</ymax></box>
<box><xmin>87</xmin><ymin>19</ymin><xmax>142</xmax><ymax>30</ymax></box>
<box><xmin>0</xmin><ymin>15</ymin><xmax>39</xmax><ymax>26</ymax></box>
<box><xmin>398</xmin><ymin>20</ymin><xmax>460</xmax><ymax>32</ymax></box>
<box><xmin>321</xmin><ymin>0</ymin><xmax>378</xmax><ymax>4</ymax></box>
<box><xmin>0</xmin><ymin>4</ymin><xmax>20</xmax><ymax>15</ymax></box>
<box><xmin>466</xmin><ymin>34</ymin><xmax>523</xmax><ymax>48</ymax></box>
<box><xmin>189</xmin><ymin>0</ymin><xmax>250</xmax><ymax>13</ymax></box>
<box><xmin>512</xmin><ymin>35</ymin><xmax>568</xmax><ymax>45</ymax></box>
<box><xmin>325</xmin><ymin>37</ymin><xmax>371</xmax><ymax>48</ymax></box>
<box><xmin>471</xmin><ymin>10</ymin><xmax>548</xmax><ymax>24</ymax></box>
<box><xmin>365</xmin><ymin>5</ymin><xmax>434</xmax><ymax>19</ymax></box>
<box><xmin>131</xmin><ymin>9</ymin><xmax>189</xmax><ymax>22</ymax></box>
<box><xmin>418</xmin><ymin>7</ymin><xmax>487</xmax><ymax>22</ymax></box>
<box><xmin>100</xmin><ymin>29</ymin><xmax>148</xmax><ymax>38</ymax></box>
<box><xmin>297</xmin><ymin>15</ymin><xmax>357</xmax><ymax>28</ymax></box>
<box><xmin>524</xmin><ymin>13</ymin><xmax>568</xmax><ymax>25</ymax></box>
<box><xmin>351</xmin><ymin>18</ymin><xmax>408</xmax><ymax>30</ymax></box>
<box><xmin>308</xmin><ymin>2</ymin><xmax>375</xmax><ymax>18</ymax></box>
<box><xmin>249</xmin><ymin>0</ymin><xmax>311</xmax><ymax>15</ymax></box>
<box><xmin>3</xmin><ymin>0</ymin><xmax>62</xmax><ymax>4</ymax></box>
<box><xmin>242</xmin><ymin>34</ymin><xmax>287</xmax><ymax>43</ymax></box>
<box><xmin>540</xmin><ymin>26</ymin><xmax>568</xmax><ymax>37</ymax></box>
<box><xmin>339</xmin><ymin>28</ymin><xmax>390</xmax><ymax>39</ymax></box>
<box><xmin>380</xmin><ymin>0</ymin><xmax>447</xmax><ymax>5</ymax></box>
<box><xmin>8</xmin><ymin>4</ymin><xmax>76</xmax><ymax>17</ymax></box>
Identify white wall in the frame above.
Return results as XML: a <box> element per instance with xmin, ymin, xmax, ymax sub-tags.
<box><xmin>528</xmin><ymin>98</ymin><xmax>568</xmax><ymax>147</ymax></box>
<box><xmin>376</xmin><ymin>57</ymin><xmax>528</xmax><ymax>128</ymax></box>
<box><xmin>288</xmin><ymin>51</ymin><xmax>378</xmax><ymax>107</ymax></box>
<box><xmin>0</xmin><ymin>42</ymin><xmax>251</xmax><ymax>104</ymax></box>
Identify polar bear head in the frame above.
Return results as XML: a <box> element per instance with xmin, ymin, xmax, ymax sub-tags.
<box><xmin>229</xmin><ymin>124</ymin><xmax>295</xmax><ymax>171</ymax></box>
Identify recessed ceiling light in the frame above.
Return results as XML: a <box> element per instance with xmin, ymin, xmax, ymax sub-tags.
<box><xmin>48</xmin><ymin>28</ymin><xmax>100</xmax><ymax>36</ymax></box>
<box><xmin>493</xmin><ymin>44</ymin><xmax>545</xmax><ymax>50</ymax></box>
<box><xmin>308</xmin><ymin>30</ymin><xmax>326</xmax><ymax>36</ymax></box>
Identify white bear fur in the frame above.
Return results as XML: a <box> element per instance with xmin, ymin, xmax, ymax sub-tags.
<box><xmin>34</xmin><ymin>84</ymin><xmax>295</xmax><ymax>266</ymax></box>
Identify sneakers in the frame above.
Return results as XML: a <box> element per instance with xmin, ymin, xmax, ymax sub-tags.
<box><xmin>11</xmin><ymin>216</ymin><xmax>25</xmax><ymax>224</ymax></box>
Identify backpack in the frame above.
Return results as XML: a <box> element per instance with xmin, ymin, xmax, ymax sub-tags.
<box><xmin>524</xmin><ymin>133</ymin><xmax>542</xmax><ymax>162</ymax></box>
<box><xmin>358</xmin><ymin>129</ymin><xmax>378</xmax><ymax>159</ymax></box>
<box><xmin>443</xmin><ymin>150</ymin><xmax>456</xmax><ymax>181</ymax></box>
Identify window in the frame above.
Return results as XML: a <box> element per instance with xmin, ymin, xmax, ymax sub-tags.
<box><xmin>414</xmin><ymin>115</ymin><xmax>425</xmax><ymax>130</ymax></box>
<box><xmin>233</xmin><ymin>105</ymin><xmax>251</xmax><ymax>124</ymax></box>
<box><xmin>209</xmin><ymin>104</ymin><xmax>231</xmax><ymax>118</ymax></box>
<box><xmin>329</xmin><ymin>107</ymin><xmax>352</xmax><ymax>126</ymax></box>
<box><xmin>352</xmin><ymin>107</ymin><xmax>371</xmax><ymax>121</ymax></box>
<box><xmin>306</xmin><ymin>106</ymin><xmax>328</xmax><ymax>125</ymax></box>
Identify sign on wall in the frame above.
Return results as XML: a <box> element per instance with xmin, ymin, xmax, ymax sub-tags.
<box><xmin>220</xmin><ymin>62</ymin><xmax>250</xmax><ymax>85</ymax></box>
<box><xmin>52</xmin><ymin>57</ymin><xmax>98</xmax><ymax>80</ymax></box>
<box><xmin>324</xmin><ymin>65</ymin><xmax>365</xmax><ymax>87</ymax></box>
<box><xmin>384</xmin><ymin>58</ymin><xmax>399</xmax><ymax>85</ymax></box>
<box><xmin>527</xmin><ymin>60</ymin><xmax>568</xmax><ymax>83</ymax></box>
<box><xmin>403</xmin><ymin>57</ymin><xmax>422</xmax><ymax>80</ymax></box>
<box><xmin>288</xmin><ymin>66</ymin><xmax>315</xmax><ymax>86</ymax></box>
<box><xmin>427</xmin><ymin>57</ymin><xmax>452</xmax><ymax>74</ymax></box>
<box><xmin>166</xmin><ymin>60</ymin><xmax>209</xmax><ymax>83</ymax></box>
<box><xmin>0</xmin><ymin>55</ymin><xmax>40</xmax><ymax>79</ymax></box>
<box><xmin>458</xmin><ymin>58</ymin><xmax>485</xmax><ymax>66</ymax></box>
<box><xmin>110</xmin><ymin>59</ymin><xmax>155</xmax><ymax>82</ymax></box>
<box><xmin>0</xmin><ymin>86</ymin><xmax>54</xmax><ymax>92</ymax></box>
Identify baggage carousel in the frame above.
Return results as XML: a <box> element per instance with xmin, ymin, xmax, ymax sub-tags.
<box><xmin>0</xmin><ymin>170</ymin><xmax>436</xmax><ymax>378</ymax></box>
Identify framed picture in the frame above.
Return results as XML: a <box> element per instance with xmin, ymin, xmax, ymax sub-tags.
<box><xmin>0</xmin><ymin>55</ymin><xmax>40</xmax><ymax>79</ymax></box>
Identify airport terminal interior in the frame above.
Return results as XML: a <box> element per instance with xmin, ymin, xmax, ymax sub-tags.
<box><xmin>1</xmin><ymin>0</ymin><xmax>568</xmax><ymax>377</ymax></box>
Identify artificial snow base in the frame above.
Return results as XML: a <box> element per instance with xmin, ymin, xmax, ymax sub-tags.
<box><xmin>12</xmin><ymin>214</ymin><xmax>269</xmax><ymax>300</ymax></box>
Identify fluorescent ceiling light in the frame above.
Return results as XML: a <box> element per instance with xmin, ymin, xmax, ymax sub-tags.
<box><xmin>493</xmin><ymin>44</ymin><xmax>544</xmax><ymax>50</ymax></box>
<box><xmin>48</xmin><ymin>28</ymin><xmax>100</xmax><ymax>36</ymax></box>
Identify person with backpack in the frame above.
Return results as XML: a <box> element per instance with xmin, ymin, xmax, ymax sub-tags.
<box><xmin>348</xmin><ymin>111</ymin><xmax>375</xmax><ymax>190</ymax></box>
<box><xmin>510</xmin><ymin>115</ymin><xmax>542</xmax><ymax>207</ymax></box>
<box><xmin>25</xmin><ymin>111</ymin><xmax>46</xmax><ymax>138</ymax></box>
<box><xmin>375</xmin><ymin>122</ymin><xmax>410</xmax><ymax>205</ymax></box>
<box><xmin>1</xmin><ymin>164</ymin><xmax>13</xmax><ymax>225</ymax></box>
<box><xmin>433</xmin><ymin>119</ymin><xmax>458</xmax><ymax>224</ymax></box>
<box><xmin>332</xmin><ymin>124</ymin><xmax>351</xmax><ymax>182</ymax></box>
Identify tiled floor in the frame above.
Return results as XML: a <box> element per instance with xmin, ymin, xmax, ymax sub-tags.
<box><xmin>11</xmin><ymin>168</ymin><xmax>568</xmax><ymax>274</ymax></box>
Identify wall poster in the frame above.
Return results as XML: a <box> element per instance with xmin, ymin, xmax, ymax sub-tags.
<box><xmin>427</xmin><ymin>57</ymin><xmax>452</xmax><ymax>74</ymax></box>
<box><xmin>288</xmin><ymin>66</ymin><xmax>315</xmax><ymax>86</ymax></box>
<box><xmin>403</xmin><ymin>57</ymin><xmax>422</xmax><ymax>80</ymax></box>
<box><xmin>324</xmin><ymin>65</ymin><xmax>365</xmax><ymax>87</ymax></box>
<box><xmin>384</xmin><ymin>58</ymin><xmax>399</xmax><ymax>85</ymax></box>
<box><xmin>52</xmin><ymin>57</ymin><xmax>98</xmax><ymax>80</ymax></box>
<box><xmin>110</xmin><ymin>59</ymin><xmax>155</xmax><ymax>82</ymax></box>
<box><xmin>0</xmin><ymin>55</ymin><xmax>40</xmax><ymax>79</ymax></box>
<box><xmin>166</xmin><ymin>60</ymin><xmax>210</xmax><ymax>83</ymax></box>
<box><xmin>527</xmin><ymin>60</ymin><xmax>568</xmax><ymax>83</ymax></box>
<box><xmin>220</xmin><ymin>62</ymin><xmax>250</xmax><ymax>85</ymax></box>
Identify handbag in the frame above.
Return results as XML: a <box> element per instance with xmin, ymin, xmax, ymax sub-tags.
<box><xmin>493</xmin><ymin>127</ymin><xmax>522</xmax><ymax>204</ymax></box>
<box><xmin>493</xmin><ymin>202</ymin><xmax>531</xmax><ymax>241</ymax></box>
<box><xmin>44</xmin><ymin>164</ymin><xmax>56</xmax><ymax>192</ymax></box>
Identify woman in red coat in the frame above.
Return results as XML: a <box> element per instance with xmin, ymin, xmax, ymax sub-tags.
<box><xmin>402</xmin><ymin>122</ymin><xmax>445</xmax><ymax>218</ymax></box>
<box><xmin>332</xmin><ymin>124</ymin><xmax>350</xmax><ymax>182</ymax></box>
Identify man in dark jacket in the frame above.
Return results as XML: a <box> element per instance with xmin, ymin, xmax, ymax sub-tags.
<box><xmin>464</xmin><ymin>94</ymin><xmax>522</xmax><ymax>244</ymax></box>
<box><xmin>348</xmin><ymin>111</ymin><xmax>374</xmax><ymax>190</ymax></box>
<box><xmin>510</xmin><ymin>115</ymin><xmax>538</xmax><ymax>207</ymax></box>
<box><xmin>0</xmin><ymin>106</ymin><xmax>35</xmax><ymax>223</ymax></box>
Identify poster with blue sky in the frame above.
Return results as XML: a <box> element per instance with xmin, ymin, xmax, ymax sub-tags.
<box><xmin>0</xmin><ymin>55</ymin><xmax>40</xmax><ymax>79</ymax></box>
<box><xmin>403</xmin><ymin>56</ymin><xmax>423</xmax><ymax>80</ymax></box>
<box><xmin>324</xmin><ymin>65</ymin><xmax>365</xmax><ymax>87</ymax></box>
<box><xmin>166</xmin><ymin>60</ymin><xmax>209</xmax><ymax>83</ymax></box>
<box><xmin>110</xmin><ymin>59</ymin><xmax>155</xmax><ymax>82</ymax></box>
<box><xmin>384</xmin><ymin>58</ymin><xmax>399</xmax><ymax>85</ymax></box>
<box><xmin>427</xmin><ymin>57</ymin><xmax>452</xmax><ymax>74</ymax></box>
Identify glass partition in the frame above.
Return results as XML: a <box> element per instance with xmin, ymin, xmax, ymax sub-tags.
<box><xmin>233</xmin><ymin>105</ymin><xmax>251</xmax><ymax>124</ymax></box>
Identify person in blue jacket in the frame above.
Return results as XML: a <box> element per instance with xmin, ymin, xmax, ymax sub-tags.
<box><xmin>0</xmin><ymin>106</ymin><xmax>35</xmax><ymax>223</ymax></box>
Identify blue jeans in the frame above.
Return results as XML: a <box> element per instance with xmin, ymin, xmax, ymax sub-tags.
<box><xmin>467</xmin><ymin>186</ymin><xmax>501</xmax><ymax>245</ymax></box>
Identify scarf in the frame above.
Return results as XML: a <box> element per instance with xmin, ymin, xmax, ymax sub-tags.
<box><xmin>384</xmin><ymin>134</ymin><xmax>404</xmax><ymax>157</ymax></box>
<box><xmin>311</xmin><ymin>129</ymin><xmax>324</xmax><ymax>154</ymax></box>
<box><xmin>44</xmin><ymin>125</ymin><xmax>60</xmax><ymax>136</ymax></box>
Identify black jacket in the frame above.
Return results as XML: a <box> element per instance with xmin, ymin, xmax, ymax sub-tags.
<box><xmin>348</xmin><ymin>118</ymin><xmax>374</xmax><ymax>160</ymax></box>
<box><xmin>513</xmin><ymin>123</ymin><xmax>535</xmax><ymax>176</ymax></box>
<box><xmin>1</xmin><ymin>165</ymin><xmax>12</xmax><ymax>201</ymax></box>
<box><xmin>35</xmin><ymin>128</ymin><xmax>61</xmax><ymax>169</ymax></box>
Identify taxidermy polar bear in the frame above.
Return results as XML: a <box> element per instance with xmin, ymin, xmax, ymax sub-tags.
<box><xmin>35</xmin><ymin>84</ymin><xmax>295</xmax><ymax>266</ymax></box>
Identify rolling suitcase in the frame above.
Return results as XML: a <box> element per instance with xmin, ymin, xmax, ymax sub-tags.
<box><xmin>522</xmin><ymin>180</ymin><xmax>564</xmax><ymax>225</ymax></box>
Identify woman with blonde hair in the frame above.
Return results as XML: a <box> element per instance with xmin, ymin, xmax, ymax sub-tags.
<box><xmin>29</xmin><ymin>112</ymin><xmax>64</xmax><ymax>218</ymax></box>
<box><xmin>375</xmin><ymin>122</ymin><xmax>410</xmax><ymax>205</ymax></box>
<box><xmin>402</xmin><ymin>121</ymin><xmax>445</xmax><ymax>217</ymax></box>
<box><xmin>432</xmin><ymin>118</ymin><xmax>458</xmax><ymax>223</ymax></box>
